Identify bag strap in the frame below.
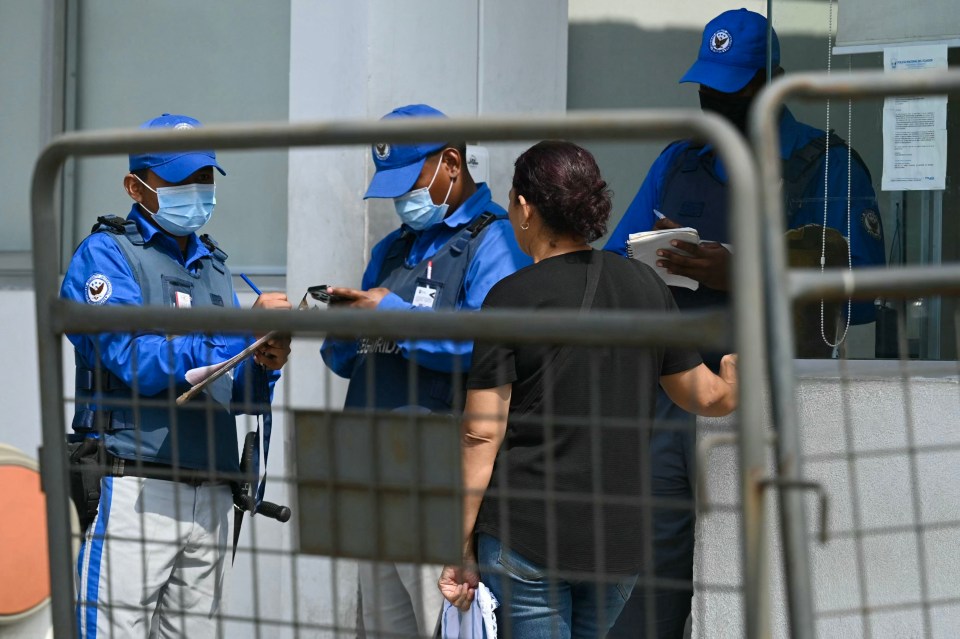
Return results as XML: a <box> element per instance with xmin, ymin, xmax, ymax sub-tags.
<box><xmin>512</xmin><ymin>251</ymin><xmax>602</xmax><ymax>416</ymax></box>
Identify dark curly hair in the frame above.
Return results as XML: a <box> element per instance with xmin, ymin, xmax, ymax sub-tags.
<box><xmin>512</xmin><ymin>141</ymin><xmax>611</xmax><ymax>243</ymax></box>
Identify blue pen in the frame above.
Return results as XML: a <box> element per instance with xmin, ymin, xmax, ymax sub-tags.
<box><xmin>653</xmin><ymin>209</ymin><xmax>666</xmax><ymax>220</ymax></box>
<box><xmin>240</xmin><ymin>273</ymin><xmax>262</xmax><ymax>296</ymax></box>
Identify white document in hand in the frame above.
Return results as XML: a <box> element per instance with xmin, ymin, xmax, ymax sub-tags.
<box><xmin>185</xmin><ymin>361</ymin><xmax>234</xmax><ymax>386</ymax></box>
<box><xmin>626</xmin><ymin>227</ymin><xmax>702</xmax><ymax>290</ymax></box>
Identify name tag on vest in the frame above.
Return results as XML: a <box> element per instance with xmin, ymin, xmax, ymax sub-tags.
<box><xmin>412</xmin><ymin>277</ymin><xmax>441</xmax><ymax>309</ymax></box>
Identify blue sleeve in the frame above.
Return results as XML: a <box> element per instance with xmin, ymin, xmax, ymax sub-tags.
<box><xmin>603</xmin><ymin>148</ymin><xmax>677</xmax><ymax>255</ymax></box>
<box><xmin>319</xmin><ymin>234</ymin><xmax>396</xmax><ymax>378</ymax></box>
<box><xmin>383</xmin><ymin>219</ymin><xmax>531</xmax><ymax>373</ymax></box>
<box><xmin>824</xmin><ymin>147</ymin><xmax>886</xmax><ymax>324</ymax></box>
<box><xmin>62</xmin><ymin>234</ymin><xmax>272</xmax><ymax>405</ymax></box>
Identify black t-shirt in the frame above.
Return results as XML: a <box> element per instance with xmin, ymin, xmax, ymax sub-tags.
<box><xmin>467</xmin><ymin>249</ymin><xmax>702</xmax><ymax>574</ymax></box>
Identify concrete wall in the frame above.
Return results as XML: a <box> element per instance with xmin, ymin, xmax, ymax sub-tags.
<box><xmin>694</xmin><ymin>360</ymin><xmax>960</xmax><ymax>638</ymax></box>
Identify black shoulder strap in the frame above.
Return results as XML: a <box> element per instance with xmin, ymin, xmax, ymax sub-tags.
<box><xmin>512</xmin><ymin>251</ymin><xmax>603</xmax><ymax>416</ymax></box>
<box><xmin>466</xmin><ymin>211</ymin><xmax>501</xmax><ymax>237</ymax></box>
<box><xmin>450</xmin><ymin>211</ymin><xmax>505</xmax><ymax>257</ymax></box>
<box><xmin>92</xmin><ymin>215</ymin><xmax>144</xmax><ymax>246</ymax></box>
<box><xmin>199</xmin><ymin>233</ymin><xmax>229</xmax><ymax>263</ymax></box>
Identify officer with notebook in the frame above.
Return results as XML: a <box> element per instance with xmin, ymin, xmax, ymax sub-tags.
<box><xmin>604</xmin><ymin>9</ymin><xmax>885</xmax><ymax>638</ymax></box>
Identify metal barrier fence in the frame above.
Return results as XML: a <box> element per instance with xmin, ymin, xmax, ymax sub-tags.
<box><xmin>751</xmin><ymin>68</ymin><xmax>960</xmax><ymax>639</ymax></box>
<box><xmin>31</xmin><ymin>112</ymin><xmax>766</xmax><ymax>638</ymax></box>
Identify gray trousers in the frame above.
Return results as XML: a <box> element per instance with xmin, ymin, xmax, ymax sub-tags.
<box><xmin>358</xmin><ymin>561</ymin><xmax>445</xmax><ymax>638</ymax></box>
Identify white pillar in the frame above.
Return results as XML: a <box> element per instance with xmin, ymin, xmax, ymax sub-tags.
<box><xmin>285</xmin><ymin>1</ymin><xmax>567</xmax><ymax>634</ymax></box>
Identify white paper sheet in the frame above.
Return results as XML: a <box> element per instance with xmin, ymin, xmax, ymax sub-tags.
<box><xmin>881</xmin><ymin>44</ymin><xmax>949</xmax><ymax>191</ymax></box>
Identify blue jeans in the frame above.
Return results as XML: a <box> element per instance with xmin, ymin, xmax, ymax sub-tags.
<box><xmin>478</xmin><ymin>533</ymin><xmax>637</xmax><ymax>639</ymax></box>
<box><xmin>608</xmin><ymin>389</ymin><xmax>696</xmax><ymax>639</ymax></box>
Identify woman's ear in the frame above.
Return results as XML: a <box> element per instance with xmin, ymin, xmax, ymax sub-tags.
<box><xmin>517</xmin><ymin>195</ymin><xmax>534</xmax><ymax>226</ymax></box>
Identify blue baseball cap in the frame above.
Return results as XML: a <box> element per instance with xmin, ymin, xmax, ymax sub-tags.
<box><xmin>679</xmin><ymin>9</ymin><xmax>780</xmax><ymax>94</ymax></box>
<box><xmin>128</xmin><ymin>113</ymin><xmax>226</xmax><ymax>183</ymax></box>
<box><xmin>364</xmin><ymin>104</ymin><xmax>448</xmax><ymax>199</ymax></box>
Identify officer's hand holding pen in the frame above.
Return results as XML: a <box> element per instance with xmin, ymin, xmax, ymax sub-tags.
<box><xmin>250</xmin><ymin>292</ymin><xmax>292</xmax><ymax>369</ymax></box>
<box><xmin>241</xmin><ymin>274</ymin><xmax>292</xmax><ymax>370</ymax></box>
<box><xmin>656</xmin><ymin>240</ymin><xmax>732</xmax><ymax>292</ymax></box>
<box><xmin>650</xmin><ymin>218</ymin><xmax>732</xmax><ymax>292</ymax></box>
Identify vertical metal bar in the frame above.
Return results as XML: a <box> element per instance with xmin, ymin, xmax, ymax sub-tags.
<box><xmin>749</xmin><ymin>87</ymin><xmax>816</xmax><ymax>639</ymax></box>
<box><xmin>39</xmin><ymin>0</ymin><xmax>66</xmax><ymax>146</ymax></box>
<box><xmin>917</xmin><ymin>190</ymin><xmax>943</xmax><ymax>359</ymax></box>
<box><xmin>766</xmin><ymin>0</ymin><xmax>774</xmax><ymax>83</ymax></box>
<box><xmin>59</xmin><ymin>0</ymin><xmax>79</xmax><ymax>267</ymax></box>
<box><xmin>32</xmin><ymin>155</ymin><xmax>76</xmax><ymax>635</ymax></box>
<box><xmin>708</xmin><ymin>112</ymin><xmax>770</xmax><ymax>639</ymax></box>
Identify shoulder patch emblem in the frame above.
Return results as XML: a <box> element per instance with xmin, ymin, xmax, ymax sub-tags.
<box><xmin>374</xmin><ymin>143</ymin><xmax>391</xmax><ymax>161</ymax></box>
<box><xmin>85</xmin><ymin>273</ymin><xmax>112</xmax><ymax>305</ymax></box>
<box><xmin>861</xmin><ymin>209</ymin><xmax>882</xmax><ymax>241</ymax></box>
<box><xmin>710</xmin><ymin>29</ymin><xmax>733</xmax><ymax>54</ymax></box>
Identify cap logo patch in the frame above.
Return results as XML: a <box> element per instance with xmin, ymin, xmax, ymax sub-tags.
<box><xmin>374</xmin><ymin>143</ymin><xmax>391</xmax><ymax>161</ymax></box>
<box><xmin>173</xmin><ymin>122</ymin><xmax>193</xmax><ymax>130</ymax></box>
<box><xmin>710</xmin><ymin>29</ymin><xmax>733</xmax><ymax>54</ymax></box>
<box><xmin>861</xmin><ymin>210</ymin><xmax>882</xmax><ymax>241</ymax></box>
<box><xmin>85</xmin><ymin>273</ymin><xmax>112</xmax><ymax>305</ymax></box>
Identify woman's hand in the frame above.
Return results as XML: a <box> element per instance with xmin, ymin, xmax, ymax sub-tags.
<box><xmin>438</xmin><ymin>558</ymin><xmax>480</xmax><ymax>612</ymax></box>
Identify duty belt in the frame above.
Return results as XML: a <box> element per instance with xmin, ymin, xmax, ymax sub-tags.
<box><xmin>107</xmin><ymin>455</ymin><xmax>222</xmax><ymax>487</ymax></box>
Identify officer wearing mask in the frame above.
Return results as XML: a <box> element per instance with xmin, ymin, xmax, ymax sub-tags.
<box><xmin>604</xmin><ymin>9</ymin><xmax>885</xmax><ymax>638</ymax></box>
<box><xmin>61</xmin><ymin>113</ymin><xmax>292</xmax><ymax>638</ymax></box>
<box><xmin>320</xmin><ymin>103</ymin><xmax>529</xmax><ymax>638</ymax></box>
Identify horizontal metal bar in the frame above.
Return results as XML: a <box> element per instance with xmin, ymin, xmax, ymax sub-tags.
<box><xmin>49</xmin><ymin>300</ymin><xmax>732</xmax><ymax>349</ymax></box>
<box><xmin>768</xmin><ymin>69</ymin><xmax>960</xmax><ymax>102</ymax></box>
<box><xmin>36</xmin><ymin>109</ymin><xmax>723</xmax><ymax>162</ymax></box>
<box><xmin>32</xmin><ymin>110</ymin><xmax>755</xmax><ymax>639</ymax></box>
<box><xmin>814</xmin><ymin>595</ymin><xmax>960</xmax><ymax>621</ymax></box>
<box><xmin>789</xmin><ymin>265</ymin><xmax>960</xmax><ymax>302</ymax></box>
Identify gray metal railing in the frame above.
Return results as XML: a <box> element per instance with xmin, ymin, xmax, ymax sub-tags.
<box><xmin>32</xmin><ymin>111</ymin><xmax>764</xmax><ymax>638</ymax></box>
<box><xmin>750</xmin><ymin>67</ymin><xmax>960</xmax><ymax>639</ymax></box>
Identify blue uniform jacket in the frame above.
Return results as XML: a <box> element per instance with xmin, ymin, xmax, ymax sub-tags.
<box><xmin>321</xmin><ymin>183</ymin><xmax>531</xmax><ymax>375</ymax></box>
<box><xmin>61</xmin><ymin>206</ymin><xmax>279</xmax><ymax>421</ymax></box>
<box><xmin>604</xmin><ymin>108</ymin><xmax>885</xmax><ymax>324</ymax></box>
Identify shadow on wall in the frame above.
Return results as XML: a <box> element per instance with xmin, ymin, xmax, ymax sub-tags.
<box><xmin>567</xmin><ymin>22</ymin><xmax>888</xmax><ymax>244</ymax></box>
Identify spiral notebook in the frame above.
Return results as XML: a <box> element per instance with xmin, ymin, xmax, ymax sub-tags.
<box><xmin>625</xmin><ymin>227</ymin><xmax>702</xmax><ymax>290</ymax></box>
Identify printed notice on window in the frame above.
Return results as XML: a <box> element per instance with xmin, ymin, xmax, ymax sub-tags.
<box><xmin>881</xmin><ymin>44</ymin><xmax>948</xmax><ymax>191</ymax></box>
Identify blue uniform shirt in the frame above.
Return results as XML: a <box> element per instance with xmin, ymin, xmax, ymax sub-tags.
<box><xmin>605</xmin><ymin>108</ymin><xmax>885</xmax><ymax>324</ymax></box>
<box><xmin>61</xmin><ymin>205</ymin><xmax>278</xmax><ymax>413</ymax></box>
<box><xmin>321</xmin><ymin>183</ymin><xmax>531</xmax><ymax>376</ymax></box>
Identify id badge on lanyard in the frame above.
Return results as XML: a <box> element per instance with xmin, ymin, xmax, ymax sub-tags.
<box><xmin>412</xmin><ymin>260</ymin><xmax>442</xmax><ymax>309</ymax></box>
<box><xmin>412</xmin><ymin>277</ymin><xmax>442</xmax><ymax>309</ymax></box>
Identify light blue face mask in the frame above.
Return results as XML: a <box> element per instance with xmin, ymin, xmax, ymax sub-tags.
<box><xmin>133</xmin><ymin>174</ymin><xmax>216</xmax><ymax>236</ymax></box>
<box><xmin>393</xmin><ymin>156</ymin><xmax>453</xmax><ymax>231</ymax></box>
